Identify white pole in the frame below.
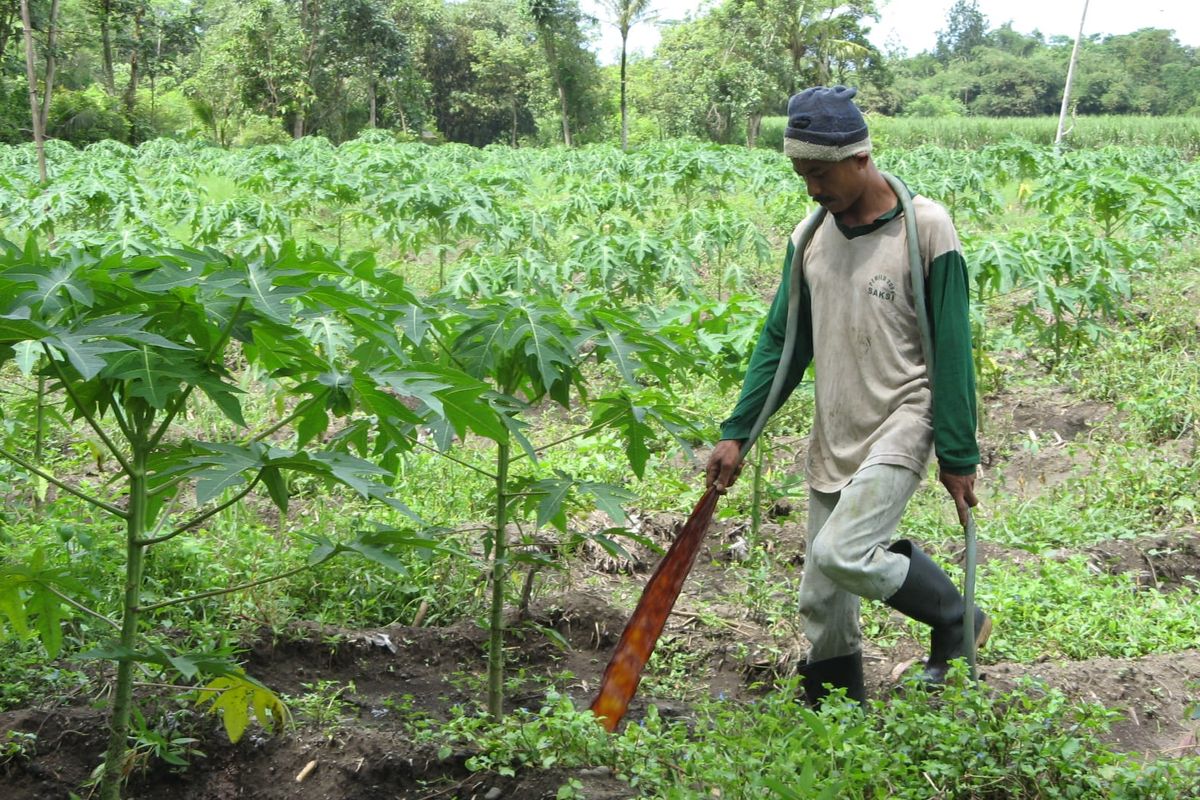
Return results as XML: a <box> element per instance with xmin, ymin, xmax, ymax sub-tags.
<box><xmin>1055</xmin><ymin>0</ymin><xmax>1090</xmax><ymax>147</ymax></box>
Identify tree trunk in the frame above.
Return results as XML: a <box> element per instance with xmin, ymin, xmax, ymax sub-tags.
<box><xmin>746</xmin><ymin>113</ymin><xmax>762</xmax><ymax>148</ymax></box>
<box><xmin>39</xmin><ymin>0</ymin><xmax>59</xmax><ymax>139</ymax></box>
<box><xmin>150</xmin><ymin>31</ymin><xmax>162</xmax><ymax>123</ymax></box>
<box><xmin>511</xmin><ymin>99</ymin><xmax>518</xmax><ymax>147</ymax></box>
<box><xmin>0</xmin><ymin>7</ymin><xmax>14</xmax><ymax>58</ymax></box>
<box><xmin>539</xmin><ymin>32</ymin><xmax>571</xmax><ymax>147</ymax></box>
<box><xmin>486</xmin><ymin>443</ymin><xmax>510</xmax><ymax>719</ymax></box>
<box><xmin>20</xmin><ymin>0</ymin><xmax>46</xmax><ymax>183</ymax></box>
<box><xmin>98</xmin><ymin>446</ymin><xmax>148</xmax><ymax>800</ymax></box>
<box><xmin>293</xmin><ymin>114</ymin><xmax>304</xmax><ymax>139</ymax></box>
<box><xmin>557</xmin><ymin>82</ymin><xmax>572</xmax><ymax>147</ymax></box>
<box><xmin>99</xmin><ymin>2</ymin><xmax>115</xmax><ymax>94</ymax></box>
<box><xmin>1055</xmin><ymin>0</ymin><xmax>1090</xmax><ymax>147</ymax></box>
<box><xmin>368</xmin><ymin>80</ymin><xmax>377</xmax><ymax>128</ymax></box>
<box><xmin>123</xmin><ymin>4</ymin><xmax>143</xmax><ymax>142</ymax></box>
<box><xmin>619</xmin><ymin>33</ymin><xmax>629</xmax><ymax>152</ymax></box>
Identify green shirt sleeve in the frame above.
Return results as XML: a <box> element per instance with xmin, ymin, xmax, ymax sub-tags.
<box><xmin>718</xmin><ymin>240</ymin><xmax>814</xmax><ymax>441</ymax></box>
<box><xmin>927</xmin><ymin>249</ymin><xmax>980</xmax><ymax>475</ymax></box>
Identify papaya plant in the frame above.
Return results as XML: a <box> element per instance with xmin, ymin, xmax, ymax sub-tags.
<box><xmin>0</xmin><ymin>237</ymin><xmax>483</xmax><ymax>798</ymax></box>
<box><xmin>386</xmin><ymin>290</ymin><xmax>700</xmax><ymax>719</ymax></box>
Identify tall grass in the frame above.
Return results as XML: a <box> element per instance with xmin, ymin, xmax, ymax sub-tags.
<box><xmin>757</xmin><ymin>115</ymin><xmax>1200</xmax><ymax>155</ymax></box>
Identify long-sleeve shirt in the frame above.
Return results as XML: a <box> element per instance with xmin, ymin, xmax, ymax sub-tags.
<box><xmin>719</xmin><ymin>192</ymin><xmax>979</xmax><ymax>492</ymax></box>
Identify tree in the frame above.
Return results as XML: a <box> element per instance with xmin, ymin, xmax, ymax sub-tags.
<box><xmin>384</xmin><ymin>0</ymin><xmax>441</xmax><ymax>134</ymax></box>
<box><xmin>600</xmin><ymin>0</ymin><xmax>654</xmax><ymax>151</ymax></box>
<box><xmin>935</xmin><ymin>0</ymin><xmax>987</xmax><ymax>64</ymax></box>
<box><xmin>646</xmin><ymin>2</ymin><xmax>783</xmax><ymax>145</ymax></box>
<box><xmin>425</xmin><ymin>0</ymin><xmax>538</xmax><ymax>146</ymax></box>
<box><xmin>85</xmin><ymin>0</ymin><xmax>135</xmax><ymax>94</ymax></box>
<box><xmin>19</xmin><ymin>0</ymin><xmax>58</xmax><ymax>181</ymax></box>
<box><xmin>526</xmin><ymin>0</ymin><xmax>583</xmax><ymax>146</ymax></box>
<box><xmin>455</xmin><ymin>26</ymin><xmax>539</xmax><ymax>146</ymax></box>
<box><xmin>336</xmin><ymin>0</ymin><xmax>407</xmax><ymax>128</ymax></box>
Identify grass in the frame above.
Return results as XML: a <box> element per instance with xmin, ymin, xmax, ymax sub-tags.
<box><xmin>421</xmin><ymin>676</ymin><xmax>1200</xmax><ymax>799</ymax></box>
<box><xmin>974</xmin><ymin>557</ymin><xmax>1200</xmax><ymax>662</ymax></box>
<box><xmin>1</xmin><ymin>135</ymin><xmax>1198</xmax><ymax>795</ymax></box>
<box><xmin>756</xmin><ymin>115</ymin><xmax>1200</xmax><ymax>154</ymax></box>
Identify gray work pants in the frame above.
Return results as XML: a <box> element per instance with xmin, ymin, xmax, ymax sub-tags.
<box><xmin>798</xmin><ymin>463</ymin><xmax>921</xmax><ymax>662</ymax></box>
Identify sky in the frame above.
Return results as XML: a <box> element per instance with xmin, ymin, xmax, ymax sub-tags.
<box><xmin>583</xmin><ymin>0</ymin><xmax>1199</xmax><ymax>65</ymax></box>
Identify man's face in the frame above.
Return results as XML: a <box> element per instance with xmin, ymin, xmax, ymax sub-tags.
<box><xmin>791</xmin><ymin>154</ymin><xmax>868</xmax><ymax>215</ymax></box>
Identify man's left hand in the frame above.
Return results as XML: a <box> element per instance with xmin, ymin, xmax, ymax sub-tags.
<box><xmin>939</xmin><ymin>469</ymin><xmax>978</xmax><ymax>528</ymax></box>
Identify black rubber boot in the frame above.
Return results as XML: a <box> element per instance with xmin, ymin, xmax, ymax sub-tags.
<box><xmin>800</xmin><ymin>651</ymin><xmax>865</xmax><ymax>706</ymax></box>
<box><xmin>884</xmin><ymin>540</ymin><xmax>992</xmax><ymax>683</ymax></box>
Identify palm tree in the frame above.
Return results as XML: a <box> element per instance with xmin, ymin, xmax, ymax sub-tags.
<box><xmin>602</xmin><ymin>0</ymin><xmax>655</xmax><ymax>151</ymax></box>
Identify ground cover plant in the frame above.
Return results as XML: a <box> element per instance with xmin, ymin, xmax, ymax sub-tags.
<box><xmin>1</xmin><ymin>132</ymin><xmax>1199</xmax><ymax>798</ymax></box>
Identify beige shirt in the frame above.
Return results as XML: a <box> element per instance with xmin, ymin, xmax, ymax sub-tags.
<box><xmin>793</xmin><ymin>194</ymin><xmax>962</xmax><ymax>492</ymax></box>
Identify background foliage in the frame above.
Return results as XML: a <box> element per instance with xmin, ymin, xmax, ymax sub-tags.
<box><xmin>2</xmin><ymin>0</ymin><xmax>1197</xmax><ymax>150</ymax></box>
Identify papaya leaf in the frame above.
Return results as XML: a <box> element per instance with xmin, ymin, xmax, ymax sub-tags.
<box><xmin>42</xmin><ymin>333</ymin><xmax>133</xmax><ymax>381</ymax></box>
<box><xmin>0</xmin><ymin>580</ymin><xmax>29</xmax><ymax>639</ymax></box>
<box><xmin>260</xmin><ymin>466</ymin><xmax>289</xmax><ymax>513</ymax></box>
<box><xmin>578</xmin><ymin>481</ymin><xmax>633</xmax><ymax>525</ymax></box>
<box><xmin>529</xmin><ymin>475</ymin><xmax>574</xmax><ymax>532</ymax></box>
<box><xmin>197</xmin><ymin>673</ymin><xmax>289</xmax><ymax>741</ymax></box>
<box><xmin>28</xmin><ymin>584</ymin><xmax>65</xmax><ymax>658</ymax></box>
<box><xmin>226</xmin><ymin>260</ymin><xmax>304</xmax><ymax>323</ymax></box>
<box><xmin>591</xmin><ymin>394</ymin><xmax>652</xmax><ymax>478</ymax></box>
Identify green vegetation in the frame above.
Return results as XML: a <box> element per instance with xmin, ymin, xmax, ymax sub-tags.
<box><xmin>759</xmin><ymin>115</ymin><xmax>1200</xmax><ymax>153</ymax></box>
<box><xmin>1</xmin><ymin>127</ymin><xmax>1198</xmax><ymax>796</ymax></box>
<box><xmin>4</xmin><ymin>0</ymin><xmax>1198</xmax><ymax>151</ymax></box>
<box><xmin>419</xmin><ymin>676</ymin><xmax>1200</xmax><ymax>799</ymax></box>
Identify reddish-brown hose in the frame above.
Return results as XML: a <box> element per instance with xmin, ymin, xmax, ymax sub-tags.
<box><xmin>589</xmin><ymin>487</ymin><xmax>720</xmax><ymax>731</ymax></box>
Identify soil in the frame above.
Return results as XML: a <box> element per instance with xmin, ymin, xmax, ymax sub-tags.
<box><xmin>3</xmin><ymin>379</ymin><xmax>1199</xmax><ymax>799</ymax></box>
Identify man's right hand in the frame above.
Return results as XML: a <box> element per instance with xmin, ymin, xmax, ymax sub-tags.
<box><xmin>705</xmin><ymin>439</ymin><xmax>746</xmax><ymax>493</ymax></box>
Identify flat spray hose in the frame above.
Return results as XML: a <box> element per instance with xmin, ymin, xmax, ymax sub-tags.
<box><xmin>882</xmin><ymin>172</ymin><xmax>980</xmax><ymax>681</ymax></box>
<box><xmin>736</xmin><ymin>206</ymin><xmax>826</xmax><ymax>460</ymax></box>
<box><xmin>740</xmin><ymin>173</ymin><xmax>979</xmax><ymax>680</ymax></box>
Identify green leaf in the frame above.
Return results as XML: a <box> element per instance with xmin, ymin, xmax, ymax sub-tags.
<box><xmin>531</xmin><ymin>476</ymin><xmax>574</xmax><ymax>532</ymax></box>
<box><xmin>376</xmin><ymin>367</ymin><xmax>508</xmax><ymax>444</ymax></box>
<box><xmin>195</xmin><ymin>464</ymin><xmax>251</xmax><ymax>506</ymax></box>
<box><xmin>0</xmin><ymin>309</ymin><xmax>48</xmax><ymax>344</ymax></box>
<box><xmin>0</xmin><ymin>580</ymin><xmax>29</xmax><ymax>639</ymax></box>
<box><xmin>12</xmin><ymin>341</ymin><xmax>39</xmax><ymax>376</ymax></box>
<box><xmin>579</xmin><ymin>481</ymin><xmax>633</xmax><ymax>525</ymax></box>
<box><xmin>13</xmin><ymin>264</ymin><xmax>95</xmax><ymax>313</ymax></box>
<box><xmin>295</xmin><ymin>401</ymin><xmax>330</xmax><ymax>446</ymax></box>
<box><xmin>189</xmin><ymin>443</ymin><xmax>262</xmax><ymax>505</ymax></box>
<box><xmin>591</xmin><ymin>394</ymin><xmax>652</xmax><ymax>479</ymax></box>
<box><xmin>197</xmin><ymin>673</ymin><xmax>289</xmax><ymax>741</ymax></box>
<box><xmin>261</xmin><ymin>466</ymin><xmax>289</xmax><ymax>514</ymax></box>
<box><xmin>194</xmin><ymin>374</ymin><xmax>247</xmax><ymax>427</ymax></box>
<box><xmin>300</xmin><ymin>532</ymin><xmax>340</xmax><ymax>566</ymax></box>
<box><xmin>226</xmin><ymin>260</ymin><xmax>303</xmax><ymax>323</ymax></box>
<box><xmin>590</xmin><ymin>325</ymin><xmax>643</xmax><ymax>385</ymax></box>
<box><xmin>28</xmin><ymin>583</ymin><xmax>64</xmax><ymax>658</ymax></box>
<box><xmin>43</xmin><ymin>333</ymin><xmax>134</xmax><ymax>381</ymax></box>
<box><xmin>396</xmin><ymin>303</ymin><xmax>433</xmax><ymax>347</ymax></box>
<box><xmin>105</xmin><ymin>346</ymin><xmax>179</xmax><ymax>408</ymax></box>
<box><xmin>168</xmin><ymin>653</ymin><xmax>201</xmax><ymax>681</ymax></box>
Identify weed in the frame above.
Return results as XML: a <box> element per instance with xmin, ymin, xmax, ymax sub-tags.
<box><xmin>286</xmin><ymin>680</ymin><xmax>357</xmax><ymax>735</ymax></box>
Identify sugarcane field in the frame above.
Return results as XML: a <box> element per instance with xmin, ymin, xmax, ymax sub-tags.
<box><xmin>3</xmin><ymin>1</ymin><xmax>1200</xmax><ymax>798</ymax></box>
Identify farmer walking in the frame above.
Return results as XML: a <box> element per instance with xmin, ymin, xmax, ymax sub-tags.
<box><xmin>705</xmin><ymin>86</ymin><xmax>991</xmax><ymax>706</ymax></box>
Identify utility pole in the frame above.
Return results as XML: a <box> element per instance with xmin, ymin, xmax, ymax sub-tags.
<box><xmin>1055</xmin><ymin>0</ymin><xmax>1089</xmax><ymax>148</ymax></box>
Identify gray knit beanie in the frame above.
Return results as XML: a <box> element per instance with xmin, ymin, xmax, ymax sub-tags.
<box><xmin>784</xmin><ymin>86</ymin><xmax>872</xmax><ymax>161</ymax></box>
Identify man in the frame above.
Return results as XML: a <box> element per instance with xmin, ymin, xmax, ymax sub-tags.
<box><xmin>705</xmin><ymin>86</ymin><xmax>991</xmax><ymax>706</ymax></box>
